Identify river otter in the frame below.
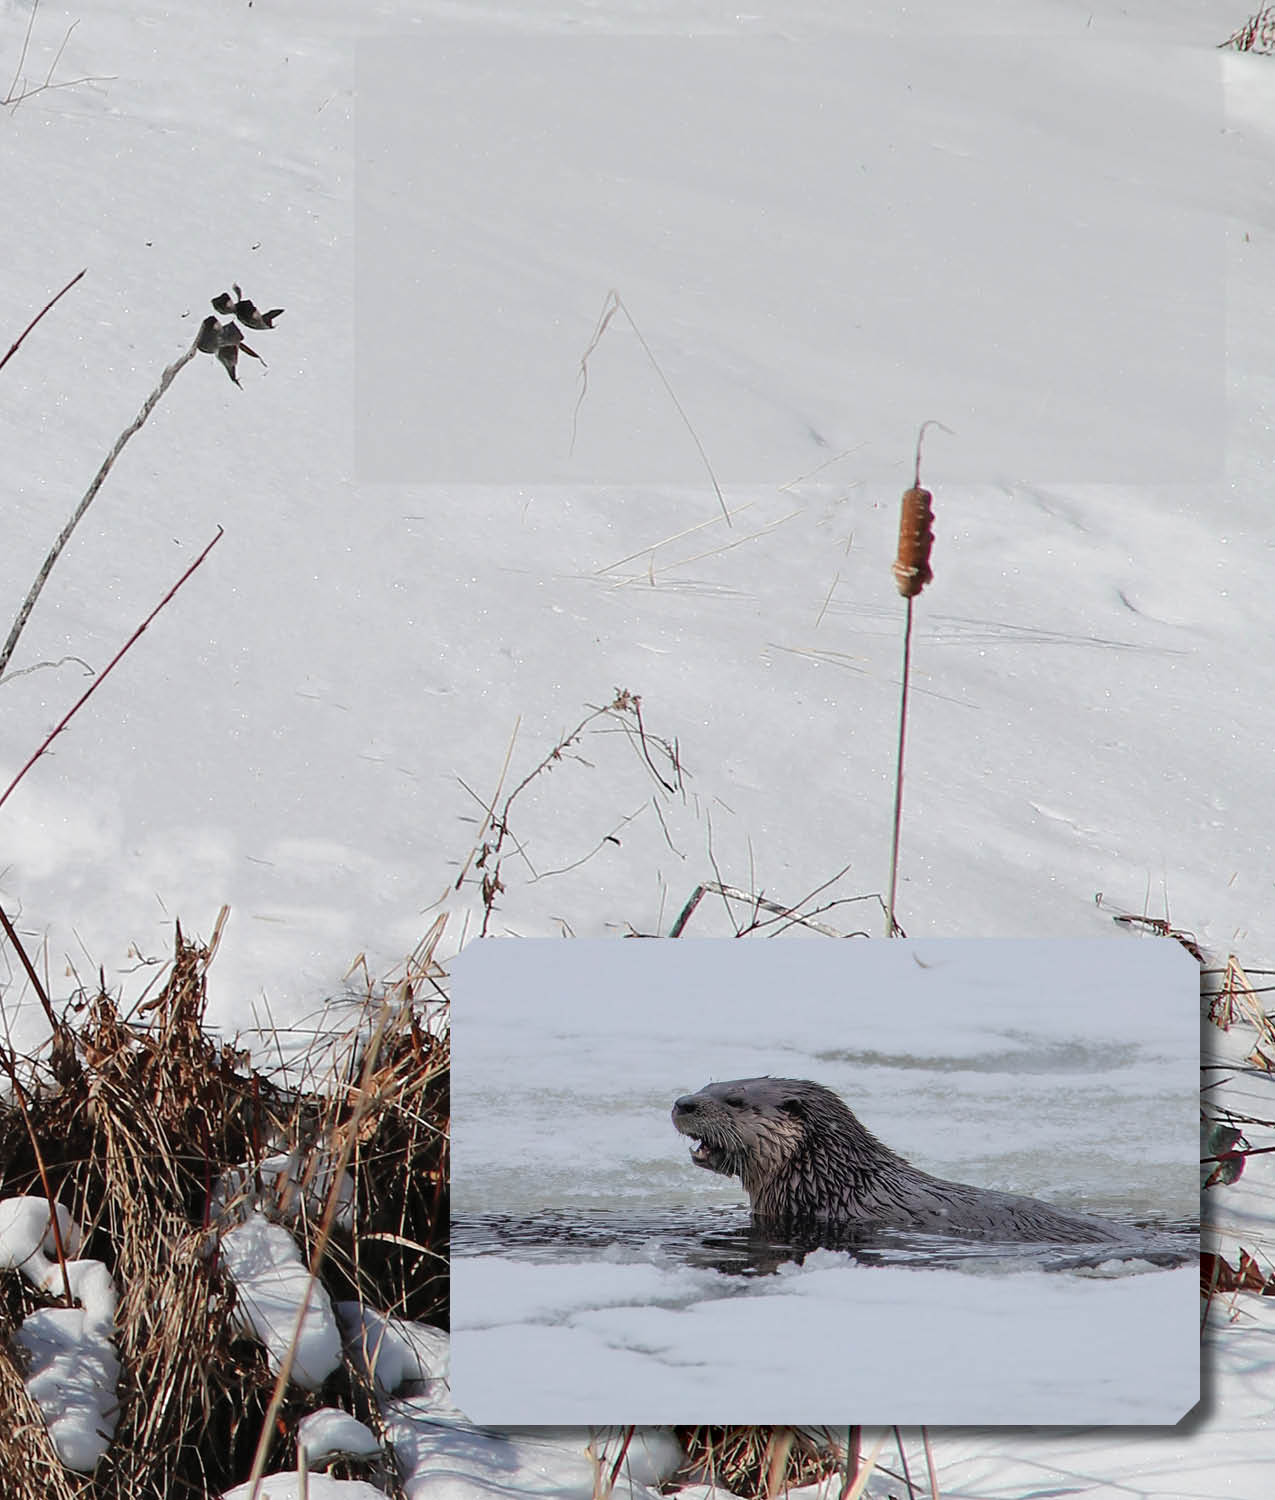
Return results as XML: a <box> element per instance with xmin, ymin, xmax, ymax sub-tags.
<box><xmin>671</xmin><ymin>1076</ymin><xmax>1140</xmax><ymax>1246</ymax></box>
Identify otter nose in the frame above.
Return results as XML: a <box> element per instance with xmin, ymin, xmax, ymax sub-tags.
<box><xmin>673</xmin><ymin>1095</ymin><xmax>699</xmax><ymax>1115</ymax></box>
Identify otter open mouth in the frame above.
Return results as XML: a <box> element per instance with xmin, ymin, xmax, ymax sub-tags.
<box><xmin>688</xmin><ymin>1138</ymin><xmax>728</xmax><ymax>1173</ymax></box>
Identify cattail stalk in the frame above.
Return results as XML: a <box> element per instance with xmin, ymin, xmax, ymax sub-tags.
<box><xmin>885</xmin><ymin>421</ymin><xmax>947</xmax><ymax>936</ymax></box>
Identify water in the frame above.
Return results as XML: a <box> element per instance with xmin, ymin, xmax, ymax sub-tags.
<box><xmin>453</xmin><ymin>1206</ymin><xmax>1199</xmax><ymax>1277</ymax></box>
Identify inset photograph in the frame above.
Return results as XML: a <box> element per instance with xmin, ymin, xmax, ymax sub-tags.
<box><xmin>451</xmin><ymin>936</ymin><xmax>1199</xmax><ymax>1426</ymax></box>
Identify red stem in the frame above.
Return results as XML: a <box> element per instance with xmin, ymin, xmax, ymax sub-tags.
<box><xmin>0</xmin><ymin>269</ymin><xmax>86</xmax><ymax>374</ymax></box>
<box><xmin>0</xmin><ymin>528</ymin><xmax>223</xmax><ymax>814</ymax></box>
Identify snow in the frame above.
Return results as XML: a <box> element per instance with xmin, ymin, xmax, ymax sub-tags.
<box><xmin>0</xmin><ymin>1196</ymin><xmax>83</xmax><ymax>1272</ymax></box>
<box><xmin>212</xmin><ymin>1150</ymin><xmax>355</xmax><ymax>1232</ymax></box>
<box><xmin>297</xmin><ymin>1406</ymin><xmax>382</xmax><ymax>1464</ymax></box>
<box><xmin>337</xmin><ymin>1302</ymin><xmax>450</xmax><ymax>1396</ymax></box>
<box><xmin>0</xmin><ymin>1197</ymin><xmax>119</xmax><ymax>1471</ymax></box>
<box><xmin>14</xmin><ymin>1305</ymin><xmax>121</xmax><ymax>1472</ymax></box>
<box><xmin>381</xmin><ymin>1411</ymin><xmax>683</xmax><ymax>1500</ymax></box>
<box><xmin>219</xmin><ymin>1212</ymin><xmax>343</xmax><ymax>1390</ymax></box>
<box><xmin>452</xmin><ymin>1255</ymin><xmax>1198</xmax><ymax>1426</ymax></box>
<box><xmin>220</xmin><ymin>1480</ymin><xmax>385</xmax><ymax>1500</ymax></box>
<box><xmin>0</xmin><ymin>0</ymin><xmax>1272</xmax><ymax>1493</ymax></box>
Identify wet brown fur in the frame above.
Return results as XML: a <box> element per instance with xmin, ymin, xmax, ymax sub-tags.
<box><xmin>672</xmin><ymin>1076</ymin><xmax>1138</xmax><ymax>1245</ymax></box>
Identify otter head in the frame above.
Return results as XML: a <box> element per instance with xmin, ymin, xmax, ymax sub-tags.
<box><xmin>672</xmin><ymin>1077</ymin><xmax>902</xmax><ymax>1225</ymax></box>
<box><xmin>671</xmin><ymin>1077</ymin><xmax>821</xmax><ymax>1199</ymax></box>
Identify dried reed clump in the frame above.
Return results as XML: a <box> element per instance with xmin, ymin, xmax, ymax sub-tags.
<box><xmin>0</xmin><ymin>916</ymin><xmax>450</xmax><ymax>1500</ymax></box>
<box><xmin>672</xmin><ymin>1426</ymin><xmax>838</xmax><ymax>1499</ymax></box>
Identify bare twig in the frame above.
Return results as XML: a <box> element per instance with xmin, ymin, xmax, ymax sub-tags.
<box><xmin>0</xmin><ymin>528</ymin><xmax>224</xmax><ymax>812</ymax></box>
<box><xmin>0</xmin><ymin>268</ymin><xmax>85</xmax><ymax>374</ymax></box>
<box><xmin>0</xmin><ymin>655</ymin><xmax>94</xmax><ymax>682</ymax></box>
<box><xmin>4</xmin><ymin>8</ymin><xmax>115</xmax><ymax>109</ymax></box>
<box><xmin>667</xmin><ymin>878</ymin><xmax>877</xmax><ymax>940</ymax></box>
<box><xmin>838</xmin><ymin>1426</ymin><xmax>860</xmax><ymax>1500</ymax></box>
<box><xmin>3</xmin><ymin>0</ymin><xmax>116</xmax><ymax>109</ymax></box>
<box><xmin>457</xmin><ymin>691</ymin><xmax>681</xmax><ymax>935</ymax></box>
<box><xmin>668</xmin><ymin>882</ymin><xmax>707</xmax><ymax>938</ymax></box>
<box><xmin>571</xmin><ymin>287</ymin><xmax>730</xmax><ymax>526</ymax></box>
<box><xmin>0</xmin><ymin>334</ymin><xmax>204</xmax><ymax>681</ymax></box>
<box><xmin>911</xmin><ymin>420</ymin><xmax>953</xmax><ymax>488</ymax></box>
<box><xmin>0</xmin><ymin>901</ymin><xmax>59</xmax><ymax>1034</ymax></box>
<box><xmin>591</xmin><ymin>1426</ymin><xmax>636</xmax><ymax>1500</ymax></box>
<box><xmin>452</xmin><ymin>717</ymin><xmax>521</xmax><ymax>894</ymax></box>
<box><xmin>921</xmin><ymin>1428</ymin><xmax>942</xmax><ymax>1499</ymax></box>
<box><xmin>631</xmin><ymin>695</ymin><xmax>680</xmax><ymax>793</ymax></box>
<box><xmin>840</xmin><ymin>1431</ymin><xmax>888</xmax><ymax>1500</ymax></box>
<box><xmin>893</xmin><ymin>1428</ymin><xmax>919</xmax><ymax>1500</ymax></box>
<box><xmin>3</xmin><ymin>0</ymin><xmax>40</xmax><ymax>103</ymax></box>
<box><xmin>593</xmin><ymin>502</ymin><xmax>758</xmax><ymax>577</ymax></box>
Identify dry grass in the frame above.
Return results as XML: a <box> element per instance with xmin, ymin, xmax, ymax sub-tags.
<box><xmin>0</xmin><ymin>914</ymin><xmax>449</xmax><ymax>1499</ymax></box>
<box><xmin>672</xmin><ymin>1426</ymin><xmax>846</xmax><ymax>1498</ymax></box>
<box><xmin>1221</xmin><ymin>7</ymin><xmax>1275</xmax><ymax>51</ymax></box>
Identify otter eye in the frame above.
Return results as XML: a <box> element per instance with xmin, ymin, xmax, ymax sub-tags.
<box><xmin>723</xmin><ymin>1095</ymin><xmax>746</xmax><ymax>1108</ymax></box>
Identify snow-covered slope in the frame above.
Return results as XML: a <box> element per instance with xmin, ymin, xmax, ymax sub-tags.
<box><xmin>1</xmin><ymin>1</ymin><xmax>1271</xmax><ymax>1495</ymax></box>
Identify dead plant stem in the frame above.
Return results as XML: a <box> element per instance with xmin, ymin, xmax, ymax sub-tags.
<box><xmin>245</xmin><ymin>1002</ymin><xmax>394</xmax><ymax>1499</ymax></box>
<box><xmin>885</xmin><ymin>595</ymin><xmax>914</xmax><ymax>936</ymax></box>
<box><xmin>893</xmin><ymin>1428</ymin><xmax>918</xmax><ymax>1499</ymax></box>
<box><xmin>0</xmin><ymin>527</ymin><xmax>223</xmax><ymax>812</ymax></box>
<box><xmin>572</xmin><ymin>288</ymin><xmax>729</xmax><ymax>526</ymax></box>
<box><xmin>0</xmin><ymin>268</ymin><xmax>85</xmax><ymax>375</ymax></box>
<box><xmin>0</xmin><ymin>334</ymin><xmax>203</xmax><ymax>681</ymax></box>
<box><xmin>921</xmin><ymin>1427</ymin><xmax>942</xmax><ymax>1498</ymax></box>
<box><xmin>0</xmin><ymin>901</ymin><xmax>59</xmax><ymax>1033</ymax></box>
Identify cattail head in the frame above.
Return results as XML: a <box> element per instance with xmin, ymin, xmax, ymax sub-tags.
<box><xmin>892</xmin><ymin>485</ymin><xmax>934</xmax><ymax>598</ymax></box>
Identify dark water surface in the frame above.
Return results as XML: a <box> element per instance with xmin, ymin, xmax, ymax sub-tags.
<box><xmin>453</xmin><ymin>1207</ymin><xmax>1198</xmax><ymax>1276</ymax></box>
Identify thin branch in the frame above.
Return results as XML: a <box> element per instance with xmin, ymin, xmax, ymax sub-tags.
<box><xmin>572</xmin><ymin>287</ymin><xmax>730</xmax><ymax>526</ymax></box>
<box><xmin>451</xmin><ymin>718</ymin><xmax>520</xmax><ymax>893</ymax></box>
<box><xmin>0</xmin><ymin>268</ymin><xmax>85</xmax><ymax>374</ymax></box>
<box><xmin>0</xmin><ymin>334</ymin><xmax>203</xmax><ymax>680</ymax></box>
<box><xmin>922</xmin><ymin>1428</ymin><xmax>942</xmax><ymax>1500</ymax></box>
<box><xmin>0</xmin><ymin>528</ymin><xmax>224</xmax><ymax>813</ymax></box>
<box><xmin>0</xmin><ymin>901</ymin><xmax>59</xmax><ymax>1033</ymax></box>
<box><xmin>4</xmin><ymin>70</ymin><xmax>116</xmax><ymax>108</ymax></box>
<box><xmin>0</xmin><ymin>654</ymin><xmax>94</xmax><ymax>682</ymax></box>
<box><xmin>632</xmin><ymin>696</ymin><xmax>679</xmax><ymax>793</ymax></box>
<box><xmin>4</xmin><ymin>0</ymin><xmax>40</xmax><ymax>103</ymax></box>
<box><xmin>4</xmin><ymin>7</ymin><xmax>114</xmax><ymax>110</ymax></box>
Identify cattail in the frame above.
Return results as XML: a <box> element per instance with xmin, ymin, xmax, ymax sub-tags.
<box><xmin>892</xmin><ymin>485</ymin><xmax>935</xmax><ymax>598</ymax></box>
<box><xmin>886</xmin><ymin>419</ymin><xmax>950</xmax><ymax>937</ymax></box>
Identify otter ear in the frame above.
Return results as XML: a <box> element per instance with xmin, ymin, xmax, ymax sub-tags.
<box><xmin>778</xmin><ymin>1094</ymin><xmax>810</xmax><ymax>1119</ymax></box>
